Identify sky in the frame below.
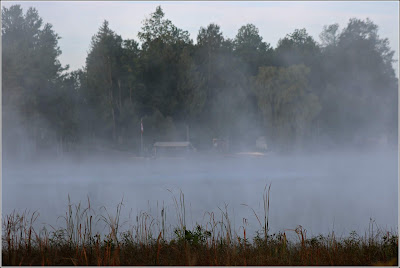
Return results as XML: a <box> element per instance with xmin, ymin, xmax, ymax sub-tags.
<box><xmin>2</xmin><ymin>1</ymin><xmax>399</xmax><ymax>77</ymax></box>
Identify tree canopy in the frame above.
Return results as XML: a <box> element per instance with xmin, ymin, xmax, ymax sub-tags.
<box><xmin>2</xmin><ymin>5</ymin><xmax>398</xmax><ymax>157</ymax></box>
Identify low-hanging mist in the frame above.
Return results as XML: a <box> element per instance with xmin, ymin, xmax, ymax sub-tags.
<box><xmin>3</xmin><ymin>148</ymin><xmax>397</xmax><ymax>239</ymax></box>
<box><xmin>2</xmin><ymin>3</ymin><xmax>398</xmax><ymax>247</ymax></box>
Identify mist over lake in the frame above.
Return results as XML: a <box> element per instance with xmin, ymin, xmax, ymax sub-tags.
<box><xmin>2</xmin><ymin>2</ymin><xmax>399</xmax><ymax>265</ymax></box>
<box><xmin>3</xmin><ymin>149</ymin><xmax>397</xmax><ymax>238</ymax></box>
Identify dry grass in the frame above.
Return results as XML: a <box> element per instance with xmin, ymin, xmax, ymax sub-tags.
<box><xmin>2</xmin><ymin>186</ymin><xmax>398</xmax><ymax>266</ymax></box>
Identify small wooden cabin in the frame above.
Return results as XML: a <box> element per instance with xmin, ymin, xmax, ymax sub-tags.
<box><xmin>153</xmin><ymin>141</ymin><xmax>196</xmax><ymax>157</ymax></box>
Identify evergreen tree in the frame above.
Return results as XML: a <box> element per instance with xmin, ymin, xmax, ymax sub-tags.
<box><xmin>2</xmin><ymin>5</ymin><xmax>68</xmax><ymax>156</ymax></box>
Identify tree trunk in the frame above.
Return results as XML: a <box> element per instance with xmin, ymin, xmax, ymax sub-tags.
<box><xmin>108</xmin><ymin>58</ymin><xmax>117</xmax><ymax>142</ymax></box>
<box><xmin>110</xmin><ymin>90</ymin><xmax>116</xmax><ymax>142</ymax></box>
<box><xmin>129</xmin><ymin>86</ymin><xmax>133</xmax><ymax>105</ymax></box>
<box><xmin>118</xmin><ymin>79</ymin><xmax>122</xmax><ymax>111</ymax></box>
<box><xmin>60</xmin><ymin>135</ymin><xmax>64</xmax><ymax>157</ymax></box>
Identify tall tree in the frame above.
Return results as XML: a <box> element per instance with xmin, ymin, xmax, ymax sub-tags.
<box><xmin>234</xmin><ymin>23</ymin><xmax>273</xmax><ymax>75</ymax></box>
<box><xmin>2</xmin><ymin>5</ymin><xmax>67</xmax><ymax>156</ymax></box>
<box><xmin>176</xmin><ymin>47</ymin><xmax>206</xmax><ymax>122</ymax></box>
<box><xmin>253</xmin><ymin>65</ymin><xmax>321</xmax><ymax>150</ymax></box>
<box><xmin>138</xmin><ymin>5</ymin><xmax>191</xmax><ymax>48</ymax></box>
<box><xmin>138</xmin><ymin>6</ymin><xmax>192</xmax><ymax>120</ymax></box>
<box><xmin>318</xmin><ymin>18</ymin><xmax>398</xmax><ymax>144</ymax></box>
<box><xmin>275</xmin><ymin>28</ymin><xmax>320</xmax><ymax>67</ymax></box>
<box><xmin>194</xmin><ymin>24</ymin><xmax>260</xmax><ymax>146</ymax></box>
<box><xmin>319</xmin><ymin>23</ymin><xmax>340</xmax><ymax>48</ymax></box>
<box><xmin>85</xmin><ymin>20</ymin><xmax>124</xmax><ymax>142</ymax></box>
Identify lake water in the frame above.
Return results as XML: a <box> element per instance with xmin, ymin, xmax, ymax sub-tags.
<box><xmin>2</xmin><ymin>149</ymin><xmax>398</xmax><ymax>239</ymax></box>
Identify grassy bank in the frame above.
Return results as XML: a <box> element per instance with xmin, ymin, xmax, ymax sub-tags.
<box><xmin>2</xmin><ymin>188</ymin><xmax>398</xmax><ymax>266</ymax></box>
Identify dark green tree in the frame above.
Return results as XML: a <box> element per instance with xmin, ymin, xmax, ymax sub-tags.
<box><xmin>85</xmin><ymin>20</ymin><xmax>124</xmax><ymax>143</ymax></box>
<box><xmin>194</xmin><ymin>24</ymin><xmax>261</xmax><ymax>147</ymax></box>
<box><xmin>138</xmin><ymin>5</ymin><xmax>191</xmax><ymax>49</ymax></box>
<box><xmin>275</xmin><ymin>28</ymin><xmax>320</xmax><ymax>67</ymax></box>
<box><xmin>138</xmin><ymin>6</ymin><xmax>192</xmax><ymax>129</ymax></box>
<box><xmin>253</xmin><ymin>65</ymin><xmax>321</xmax><ymax>150</ymax></box>
<box><xmin>176</xmin><ymin>47</ymin><xmax>206</xmax><ymax>123</ymax></box>
<box><xmin>234</xmin><ymin>23</ymin><xmax>273</xmax><ymax>75</ymax></box>
<box><xmin>2</xmin><ymin>5</ymin><xmax>68</xmax><ymax>157</ymax></box>
<box><xmin>318</xmin><ymin>18</ymin><xmax>398</xmax><ymax>145</ymax></box>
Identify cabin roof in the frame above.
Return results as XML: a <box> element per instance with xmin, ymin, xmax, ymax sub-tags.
<box><xmin>153</xmin><ymin>141</ymin><xmax>192</xmax><ymax>147</ymax></box>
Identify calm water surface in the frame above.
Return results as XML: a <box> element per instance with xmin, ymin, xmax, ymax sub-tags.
<box><xmin>3</xmin><ymin>150</ymin><xmax>398</xmax><ymax>238</ymax></box>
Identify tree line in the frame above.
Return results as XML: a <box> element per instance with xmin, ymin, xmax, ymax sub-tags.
<box><xmin>2</xmin><ymin>5</ymin><xmax>398</xmax><ymax>157</ymax></box>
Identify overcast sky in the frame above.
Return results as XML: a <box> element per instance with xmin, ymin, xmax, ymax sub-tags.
<box><xmin>2</xmin><ymin>1</ymin><xmax>399</xmax><ymax>76</ymax></box>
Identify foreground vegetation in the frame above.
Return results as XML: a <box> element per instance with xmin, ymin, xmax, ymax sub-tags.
<box><xmin>2</xmin><ymin>189</ymin><xmax>398</xmax><ymax>266</ymax></box>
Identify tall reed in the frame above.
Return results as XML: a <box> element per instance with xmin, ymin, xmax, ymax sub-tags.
<box><xmin>2</xmin><ymin>186</ymin><xmax>398</xmax><ymax>266</ymax></box>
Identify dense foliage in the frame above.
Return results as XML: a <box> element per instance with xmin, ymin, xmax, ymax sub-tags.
<box><xmin>2</xmin><ymin>5</ymin><xmax>398</xmax><ymax>157</ymax></box>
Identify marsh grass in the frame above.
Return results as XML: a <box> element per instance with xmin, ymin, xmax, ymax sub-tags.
<box><xmin>2</xmin><ymin>186</ymin><xmax>398</xmax><ymax>266</ymax></box>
